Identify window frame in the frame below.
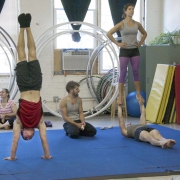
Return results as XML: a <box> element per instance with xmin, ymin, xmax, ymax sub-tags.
<box><xmin>53</xmin><ymin>0</ymin><xmax>143</xmax><ymax>74</ymax></box>
<box><xmin>53</xmin><ymin>2</ymin><xmax>97</xmax><ymax>50</ymax></box>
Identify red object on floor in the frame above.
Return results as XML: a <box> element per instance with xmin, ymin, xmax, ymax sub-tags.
<box><xmin>175</xmin><ymin>65</ymin><xmax>180</xmax><ymax>124</ymax></box>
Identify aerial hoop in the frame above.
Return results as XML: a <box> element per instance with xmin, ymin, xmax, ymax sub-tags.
<box><xmin>35</xmin><ymin>21</ymin><xmax>119</xmax><ymax>119</ymax></box>
<box><xmin>86</xmin><ymin>36</ymin><xmax>121</xmax><ymax>104</ymax></box>
<box><xmin>0</xmin><ymin>26</ymin><xmax>18</xmax><ymax>99</ymax></box>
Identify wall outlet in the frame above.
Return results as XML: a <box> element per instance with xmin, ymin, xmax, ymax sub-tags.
<box><xmin>53</xmin><ymin>96</ymin><xmax>59</xmax><ymax>102</ymax></box>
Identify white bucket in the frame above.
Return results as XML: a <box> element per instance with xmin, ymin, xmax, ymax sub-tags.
<box><xmin>172</xmin><ymin>36</ymin><xmax>180</xmax><ymax>44</ymax></box>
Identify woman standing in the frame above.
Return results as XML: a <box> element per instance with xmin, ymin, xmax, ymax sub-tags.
<box><xmin>107</xmin><ymin>3</ymin><xmax>147</xmax><ymax>105</ymax></box>
<box><xmin>0</xmin><ymin>88</ymin><xmax>17</xmax><ymax>129</ymax></box>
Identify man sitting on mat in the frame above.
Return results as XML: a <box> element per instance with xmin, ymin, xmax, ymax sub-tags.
<box><xmin>4</xmin><ymin>13</ymin><xmax>52</xmax><ymax>160</ymax></box>
<box><xmin>118</xmin><ymin>99</ymin><xmax>176</xmax><ymax>148</ymax></box>
<box><xmin>60</xmin><ymin>81</ymin><xmax>97</xmax><ymax>139</ymax></box>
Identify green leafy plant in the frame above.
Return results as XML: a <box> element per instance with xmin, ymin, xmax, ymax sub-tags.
<box><xmin>149</xmin><ymin>30</ymin><xmax>180</xmax><ymax>46</ymax></box>
<box><xmin>172</xmin><ymin>29</ymin><xmax>180</xmax><ymax>36</ymax></box>
<box><xmin>171</xmin><ymin>30</ymin><xmax>180</xmax><ymax>44</ymax></box>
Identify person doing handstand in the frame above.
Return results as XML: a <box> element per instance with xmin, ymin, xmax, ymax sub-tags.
<box><xmin>118</xmin><ymin>100</ymin><xmax>176</xmax><ymax>148</ymax></box>
<box><xmin>4</xmin><ymin>13</ymin><xmax>52</xmax><ymax>160</ymax></box>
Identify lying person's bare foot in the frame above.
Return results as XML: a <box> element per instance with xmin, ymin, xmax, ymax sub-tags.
<box><xmin>167</xmin><ymin>139</ymin><xmax>176</xmax><ymax>148</ymax></box>
<box><xmin>161</xmin><ymin>140</ymin><xmax>168</xmax><ymax>149</ymax></box>
<box><xmin>161</xmin><ymin>139</ymin><xmax>176</xmax><ymax>149</ymax></box>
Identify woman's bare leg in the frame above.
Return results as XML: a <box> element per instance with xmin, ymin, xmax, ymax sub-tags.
<box><xmin>139</xmin><ymin>102</ymin><xmax>146</xmax><ymax>125</ymax></box>
<box><xmin>134</xmin><ymin>81</ymin><xmax>144</xmax><ymax>105</ymax></box>
<box><xmin>117</xmin><ymin>83</ymin><xmax>124</xmax><ymax>105</ymax></box>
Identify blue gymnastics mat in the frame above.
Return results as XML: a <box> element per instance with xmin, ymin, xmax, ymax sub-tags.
<box><xmin>0</xmin><ymin>125</ymin><xmax>180</xmax><ymax>180</ymax></box>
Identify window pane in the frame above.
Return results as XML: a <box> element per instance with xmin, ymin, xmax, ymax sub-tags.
<box><xmin>54</xmin><ymin>0</ymin><xmax>63</xmax><ymax>8</ymax></box>
<box><xmin>54</xmin><ymin>0</ymin><xmax>96</xmax><ymax>9</ymax></box>
<box><xmin>55</xmin><ymin>9</ymin><xmax>95</xmax><ymax>49</ymax></box>
<box><xmin>101</xmin><ymin>0</ymin><xmax>114</xmax><ymax>31</ymax></box>
<box><xmin>56</xmin><ymin>10</ymin><xmax>94</xmax><ymax>27</ymax></box>
<box><xmin>83</xmin><ymin>10</ymin><xmax>94</xmax><ymax>25</ymax></box>
<box><xmin>56</xmin><ymin>9</ymin><xmax>68</xmax><ymax>25</ymax></box>
<box><xmin>56</xmin><ymin>33</ymin><xmax>94</xmax><ymax>49</ymax></box>
<box><xmin>0</xmin><ymin>48</ymin><xmax>11</xmax><ymax>74</ymax></box>
<box><xmin>102</xmin><ymin>51</ymin><xmax>118</xmax><ymax>70</ymax></box>
<box><xmin>100</xmin><ymin>0</ymin><xmax>141</xmax><ymax>72</ymax></box>
<box><xmin>89</xmin><ymin>0</ymin><xmax>96</xmax><ymax>9</ymax></box>
<box><xmin>101</xmin><ymin>0</ymin><xmax>141</xmax><ymax>30</ymax></box>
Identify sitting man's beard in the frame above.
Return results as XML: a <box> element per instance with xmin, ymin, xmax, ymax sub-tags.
<box><xmin>73</xmin><ymin>92</ymin><xmax>79</xmax><ymax>97</ymax></box>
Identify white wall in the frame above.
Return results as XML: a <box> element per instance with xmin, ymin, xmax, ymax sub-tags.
<box><xmin>0</xmin><ymin>0</ymin><xmax>18</xmax><ymax>42</ymax></box>
<box><xmin>0</xmin><ymin>0</ymin><xmax>18</xmax><ymax>103</ymax></box>
<box><xmin>163</xmin><ymin>0</ymin><xmax>180</xmax><ymax>32</ymax></box>
<box><xmin>145</xmin><ymin>0</ymin><xmax>180</xmax><ymax>44</ymax></box>
<box><xmin>145</xmin><ymin>0</ymin><xmax>164</xmax><ymax>44</ymax></box>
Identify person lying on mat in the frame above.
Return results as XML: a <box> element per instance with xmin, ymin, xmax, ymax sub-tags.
<box><xmin>0</xmin><ymin>88</ymin><xmax>17</xmax><ymax>130</ymax></box>
<box><xmin>118</xmin><ymin>99</ymin><xmax>176</xmax><ymax>148</ymax></box>
<box><xmin>60</xmin><ymin>81</ymin><xmax>97</xmax><ymax>139</ymax></box>
<box><xmin>4</xmin><ymin>13</ymin><xmax>52</xmax><ymax>160</ymax></box>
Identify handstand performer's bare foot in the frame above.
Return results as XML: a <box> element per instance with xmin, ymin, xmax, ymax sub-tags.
<box><xmin>136</xmin><ymin>94</ymin><xmax>144</xmax><ymax>105</ymax></box>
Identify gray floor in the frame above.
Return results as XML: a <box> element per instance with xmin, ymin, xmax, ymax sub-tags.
<box><xmin>1</xmin><ymin>114</ymin><xmax>180</xmax><ymax>180</ymax></box>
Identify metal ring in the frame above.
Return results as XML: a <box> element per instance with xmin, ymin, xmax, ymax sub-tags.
<box><xmin>35</xmin><ymin>22</ymin><xmax>119</xmax><ymax>119</ymax></box>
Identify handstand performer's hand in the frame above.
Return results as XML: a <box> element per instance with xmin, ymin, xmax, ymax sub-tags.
<box><xmin>4</xmin><ymin>157</ymin><xmax>17</xmax><ymax>161</ymax></box>
<box><xmin>41</xmin><ymin>155</ymin><xmax>52</xmax><ymax>160</ymax></box>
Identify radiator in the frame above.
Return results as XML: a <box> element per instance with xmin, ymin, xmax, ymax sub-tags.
<box><xmin>62</xmin><ymin>49</ymin><xmax>90</xmax><ymax>70</ymax></box>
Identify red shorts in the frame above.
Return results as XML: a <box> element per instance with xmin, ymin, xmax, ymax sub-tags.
<box><xmin>17</xmin><ymin>99</ymin><xmax>43</xmax><ymax>128</ymax></box>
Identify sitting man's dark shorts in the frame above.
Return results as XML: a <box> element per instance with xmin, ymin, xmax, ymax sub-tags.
<box><xmin>15</xmin><ymin>60</ymin><xmax>42</xmax><ymax>92</ymax></box>
<box><xmin>134</xmin><ymin>126</ymin><xmax>155</xmax><ymax>141</ymax></box>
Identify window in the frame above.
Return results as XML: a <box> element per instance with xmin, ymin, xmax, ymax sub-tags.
<box><xmin>0</xmin><ymin>47</ymin><xmax>11</xmax><ymax>74</ymax></box>
<box><xmin>100</xmin><ymin>0</ymin><xmax>142</xmax><ymax>72</ymax></box>
<box><xmin>0</xmin><ymin>0</ymin><xmax>17</xmax><ymax>75</ymax></box>
<box><xmin>54</xmin><ymin>0</ymin><xmax>97</xmax><ymax>49</ymax></box>
<box><xmin>54</xmin><ymin>0</ymin><xmax>142</xmax><ymax>73</ymax></box>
